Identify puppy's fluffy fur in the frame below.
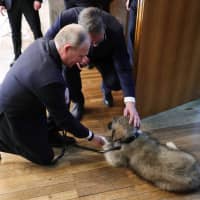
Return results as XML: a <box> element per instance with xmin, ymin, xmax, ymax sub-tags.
<box><xmin>103</xmin><ymin>116</ymin><xmax>200</xmax><ymax>192</ymax></box>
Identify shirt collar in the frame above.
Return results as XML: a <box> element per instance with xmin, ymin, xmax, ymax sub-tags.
<box><xmin>48</xmin><ymin>40</ymin><xmax>62</xmax><ymax>68</ymax></box>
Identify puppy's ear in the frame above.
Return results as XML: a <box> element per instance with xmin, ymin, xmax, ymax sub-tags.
<box><xmin>107</xmin><ymin>121</ymin><xmax>112</xmax><ymax>130</ymax></box>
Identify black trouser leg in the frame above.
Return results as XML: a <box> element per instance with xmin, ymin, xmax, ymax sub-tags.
<box><xmin>127</xmin><ymin>0</ymin><xmax>138</xmax><ymax>67</ymax></box>
<box><xmin>0</xmin><ymin>114</ymin><xmax>16</xmax><ymax>154</ymax></box>
<box><xmin>64</xmin><ymin>67</ymin><xmax>84</xmax><ymax>105</ymax></box>
<box><xmin>0</xmin><ymin>113</ymin><xmax>54</xmax><ymax>166</ymax></box>
<box><xmin>64</xmin><ymin>0</ymin><xmax>76</xmax><ymax>9</ymax></box>
<box><xmin>96</xmin><ymin>61</ymin><xmax>121</xmax><ymax>93</ymax></box>
<box><xmin>22</xmin><ymin>1</ymin><xmax>43</xmax><ymax>38</ymax></box>
<box><xmin>7</xmin><ymin>2</ymin><xmax>22</xmax><ymax>59</ymax></box>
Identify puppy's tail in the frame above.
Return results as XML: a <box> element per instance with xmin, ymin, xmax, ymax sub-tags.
<box><xmin>187</xmin><ymin>162</ymin><xmax>200</xmax><ymax>191</ymax></box>
<box><xmin>172</xmin><ymin>162</ymin><xmax>200</xmax><ymax>192</ymax></box>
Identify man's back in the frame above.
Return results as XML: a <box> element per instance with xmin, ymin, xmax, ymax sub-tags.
<box><xmin>0</xmin><ymin>39</ymin><xmax>64</xmax><ymax>114</ymax></box>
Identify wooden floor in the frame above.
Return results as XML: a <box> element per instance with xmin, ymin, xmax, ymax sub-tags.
<box><xmin>0</xmin><ymin>68</ymin><xmax>200</xmax><ymax>200</ymax></box>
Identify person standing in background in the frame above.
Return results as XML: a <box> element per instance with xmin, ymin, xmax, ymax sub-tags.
<box><xmin>0</xmin><ymin>0</ymin><xmax>43</xmax><ymax>67</ymax></box>
<box><xmin>125</xmin><ymin>0</ymin><xmax>138</xmax><ymax>67</ymax></box>
<box><xmin>64</xmin><ymin>0</ymin><xmax>112</xmax><ymax>12</ymax></box>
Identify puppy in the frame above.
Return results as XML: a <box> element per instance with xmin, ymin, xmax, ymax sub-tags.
<box><xmin>103</xmin><ymin>116</ymin><xmax>200</xmax><ymax>192</ymax></box>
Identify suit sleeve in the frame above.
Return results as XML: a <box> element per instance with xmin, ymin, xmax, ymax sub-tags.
<box><xmin>0</xmin><ymin>0</ymin><xmax>5</xmax><ymax>6</ymax></box>
<box><xmin>112</xmin><ymin>26</ymin><xmax>135</xmax><ymax>97</ymax></box>
<box><xmin>45</xmin><ymin>9</ymin><xmax>77</xmax><ymax>40</ymax></box>
<box><xmin>37</xmin><ymin>83</ymin><xmax>89</xmax><ymax>138</ymax></box>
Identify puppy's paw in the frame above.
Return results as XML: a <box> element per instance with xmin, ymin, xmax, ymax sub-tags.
<box><xmin>102</xmin><ymin>137</ymin><xmax>112</xmax><ymax>150</ymax></box>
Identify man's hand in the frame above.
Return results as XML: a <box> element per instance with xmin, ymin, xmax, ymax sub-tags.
<box><xmin>0</xmin><ymin>5</ymin><xmax>6</xmax><ymax>16</ymax></box>
<box><xmin>124</xmin><ymin>102</ymin><xmax>141</xmax><ymax>127</ymax></box>
<box><xmin>76</xmin><ymin>56</ymin><xmax>90</xmax><ymax>70</ymax></box>
<box><xmin>80</xmin><ymin>56</ymin><xmax>90</xmax><ymax>66</ymax></box>
<box><xmin>33</xmin><ymin>1</ymin><xmax>42</xmax><ymax>11</ymax></box>
<box><xmin>90</xmin><ymin>134</ymin><xmax>105</xmax><ymax>147</ymax></box>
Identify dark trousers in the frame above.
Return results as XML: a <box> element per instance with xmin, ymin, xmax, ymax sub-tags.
<box><xmin>96</xmin><ymin>61</ymin><xmax>121</xmax><ymax>93</ymax></box>
<box><xmin>7</xmin><ymin>0</ymin><xmax>42</xmax><ymax>59</ymax></box>
<box><xmin>127</xmin><ymin>0</ymin><xmax>138</xmax><ymax>67</ymax></box>
<box><xmin>64</xmin><ymin>0</ymin><xmax>111</xmax><ymax>12</ymax></box>
<box><xmin>64</xmin><ymin>62</ymin><xmax>121</xmax><ymax>104</ymax></box>
<box><xmin>64</xmin><ymin>67</ymin><xmax>85</xmax><ymax>105</ymax></box>
<box><xmin>0</xmin><ymin>113</ymin><xmax>54</xmax><ymax>165</ymax></box>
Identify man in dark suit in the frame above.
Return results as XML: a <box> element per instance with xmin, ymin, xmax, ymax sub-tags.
<box><xmin>125</xmin><ymin>0</ymin><xmax>138</xmax><ymax>67</ymax></box>
<box><xmin>0</xmin><ymin>24</ymin><xmax>104</xmax><ymax>165</ymax></box>
<box><xmin>0</xmin><ymin>0</ymin><xmax>43</xmax><ymax>66</ymax></box>
<box><xmin>45</xmin><ymin>7</ymin><xmax>141</xmax><ymax>127</ymax></box>
<box><xmin>64</xmin><ymin>0</ymin><xmax>112</xmax><ymax>12</ymax></box>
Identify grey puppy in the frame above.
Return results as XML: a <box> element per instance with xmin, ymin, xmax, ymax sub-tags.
<box><xmin>103</xmin><ymin>116</ymin><xmax>200</xmax><ymax>192</ymax></box>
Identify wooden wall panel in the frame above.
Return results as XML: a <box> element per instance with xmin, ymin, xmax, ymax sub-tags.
<box><xmin>110</xmin><ymin>0</ymin><xmax>128</xmax><ymax>32</ymax></box>
<box><xmin>136</xmin><ymin>0</ymin><xmax>200</xmax><ymax>117</ymax></box>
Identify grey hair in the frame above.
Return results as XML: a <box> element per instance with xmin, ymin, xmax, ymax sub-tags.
<box><xmin>78</xmin><ymin>7</ymin><xmax>105</xmax><ymax>34</ymax></box>
<box><xmin>54</xmin><ymin>23</ymin><xmax>89</xmax><ymax>49</ymax></box>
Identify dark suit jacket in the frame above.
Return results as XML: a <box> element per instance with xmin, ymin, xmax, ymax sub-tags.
<box><xmin>0</xmin><ymin>0</ymin><xmax>42</xmax><ymax>10</ymax></box>
<box><xmin>45</xmin><ymin>7</ymin><xmax>135</xmax><ymax>98</ymax></box>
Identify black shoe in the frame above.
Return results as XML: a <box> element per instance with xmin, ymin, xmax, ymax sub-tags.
<box><xmin>10</xmin><ymin>60</ymin><xmax>15</xmax><ymax>67</ymax></box>
<box><xmin>70</xmin><ymin>103</ymin><xmax>84</xmax><ymax>120</ymax></box>
<box><xmin>103</xmin><ymin>92</ymin><xmax>113</xmax><ymax>107</ymax></box>
<box><xmin>10</xmin><ymin>55</ymin><xmax>20</xmax><ymax>67</ymax></box>
<box><xmin>47</xmin><ymin>116</ymin><xmax>60</xmax><ymax>133</ymax></box>
<box><xmin>49</xmin><ymin>131</ymin><xmax>76</xmax><ymax>148</ymax></box>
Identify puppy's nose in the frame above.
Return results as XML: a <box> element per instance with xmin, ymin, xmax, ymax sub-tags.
<box><xmin>107</xmin><ymin>122</ymin><xmax>112</xmax><ymax>130</ymax></box>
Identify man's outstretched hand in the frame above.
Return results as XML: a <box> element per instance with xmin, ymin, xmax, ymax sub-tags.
<box><xmin>90</xmin><ymin>134</ymin><xmax>106</xmax><ymax>147</ymax></box>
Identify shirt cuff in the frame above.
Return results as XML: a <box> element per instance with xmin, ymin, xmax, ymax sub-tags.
<box><xmin>124</xmin><ymin>97</ymin><xmax>136</xmax><ymax>103</ymax></box>
<box><xmin>86</xmin><ymin>130</ymin><xmax>94</xmax><ymax>141</ymax></box>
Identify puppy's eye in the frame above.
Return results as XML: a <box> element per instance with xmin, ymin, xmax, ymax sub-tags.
<box><xmin>107</xmin><ymin>122</ymin><xmax>112</xmax><ymax>130</ymax></box>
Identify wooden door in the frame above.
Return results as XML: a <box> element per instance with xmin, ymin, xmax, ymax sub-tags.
<box><xmin>135</xmin><ymin>0</ymin><xmax>200</xmax><ymax>117</ymax></box>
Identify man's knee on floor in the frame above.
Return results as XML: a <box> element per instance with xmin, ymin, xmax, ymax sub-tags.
<box><xmin>35</xmin><ymin>154</ymin><xmax>54</xmax><ymax>166</ymax></box>
<box><xmin>28</xmin><ymin>150</ymin><xmax>55</xmax><ymax>166</ymax></box>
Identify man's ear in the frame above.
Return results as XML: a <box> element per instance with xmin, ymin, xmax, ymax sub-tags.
<box><xmin>63</xmin><ymin>44</ymin><xmax>72</xmax><ymax>52</ymax></box>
